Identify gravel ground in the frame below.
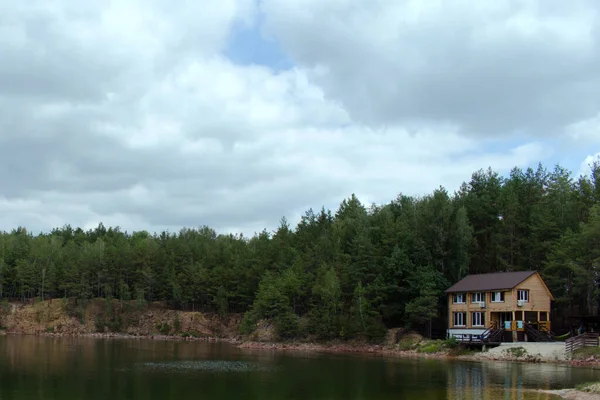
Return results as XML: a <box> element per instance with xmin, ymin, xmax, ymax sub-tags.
<box><xmin>472</xmin><ymin>342</ymin><xmax>568</xmax><ymax>362</ymax></box>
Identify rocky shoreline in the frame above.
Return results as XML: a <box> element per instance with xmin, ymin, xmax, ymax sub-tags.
<box><xmin>1</xmin><ymin>330</ymin><xmax>241</xmax><ymax>343</ymax></box>
<box><xmin>237</xmin><ymin>340</ymin><xmax>450</xmax><ymax>359</ymax></box>
<box><xmin>237</xmin><ymin>340</ymin><xmax>600</xmax><ymax>369</ymax></box>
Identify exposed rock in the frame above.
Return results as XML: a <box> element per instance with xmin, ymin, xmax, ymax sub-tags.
<box><xmin>0</xmin><ymin>298</ymin><xmax>241</xmax><ymax>340</ymax></box>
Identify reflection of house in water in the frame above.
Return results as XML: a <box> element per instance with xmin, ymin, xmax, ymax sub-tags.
<box><xmin>446</xmin><ymin>362</ymin><xmax>488</xmax><ymax>400</ymax></box>
<box><xmin>445</xmin><ymin>362</ymin><xmax>557</xmax><ymax>400</ymax></box>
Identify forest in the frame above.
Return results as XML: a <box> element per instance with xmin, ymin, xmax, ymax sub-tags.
<box><xmin>0</xmin><ymin>161</ymin><xmax>599</xmax><ymax>341</ymax></box>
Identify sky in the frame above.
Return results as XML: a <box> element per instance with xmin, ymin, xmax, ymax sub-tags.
<box><xmin>0</xmin><ymin>0</ymin><xmax>599</xmax><ymax>237</ymax></box>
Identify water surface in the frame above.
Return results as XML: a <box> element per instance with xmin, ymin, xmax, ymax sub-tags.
<box><xmin>0</xmin><ymin>335</ymin><xmax>597</xmax><ymax>399</ymax></box>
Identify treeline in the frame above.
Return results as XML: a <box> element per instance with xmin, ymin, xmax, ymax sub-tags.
<box><xmin>0</xmin><ymin>161</ymin><xmax>599</xmax><ymax>341</ymax></box>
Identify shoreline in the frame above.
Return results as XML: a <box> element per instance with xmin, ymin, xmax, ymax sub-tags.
<box><xmin>0</xmin><ymin>330</ymin><xmax>240</xmax><ymax>344</ymax></box>
<box><xmin>4</xmin><ymin>330</ymin><xmax>600</xmax><ymax>369</ymax></box>
<box><xmin>237</xmin><ymin>340</ymin><xmax>450</xmax><ymax>360</ymax></box>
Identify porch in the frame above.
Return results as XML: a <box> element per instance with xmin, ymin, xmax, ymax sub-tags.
<box><xmin>448</xmin><ymin>311</ymin><xmax>553</xmax><ymax>344</ymax></box>
<box><xmin>488</xmin><ymin>310</ymin><xmax>552</xmax><ymax>342</ymax></box>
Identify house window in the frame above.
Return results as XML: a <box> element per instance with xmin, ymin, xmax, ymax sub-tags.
<box><xmin>454</xmin><ymin>312</ymin><xmax>466</xmax><ymax>327</ymax></box>
<box><xmin>453</xmin><ymin>293</ymin><xmax>465</xmax><ymax>304</ymax></box>
<box><xmin>472</xmin><ymin>312</ymin><xmax>485</xmax><ymax>327</ymax></box>
<box><xmin>491</xmin><ymin>291</ymin><xmax>505</xmax><ymax>302</ymax></box>
<box><xmin>471</xmin><ymin>292</ymin><xmax>485</xmax><ymax>303</ymax></box>
<box><xmin>517</xmin><ymin>290</ymin><xmax>529</xmax><ymax>302</ymax></box>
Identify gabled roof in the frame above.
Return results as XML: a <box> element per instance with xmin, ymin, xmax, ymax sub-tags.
<box><xmin>445</xmin><ymin>271</ymin><xmax>537</xmax><ymax>293</ymax></box>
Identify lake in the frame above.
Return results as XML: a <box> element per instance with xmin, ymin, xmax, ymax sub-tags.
<box><xmin>0</xmin><ymin>335</ymin><xmax>598</xmax><ymax>399</ymax></box>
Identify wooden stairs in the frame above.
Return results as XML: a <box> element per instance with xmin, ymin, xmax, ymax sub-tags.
<box><xmin>525</xmin><ymin>323</ymin><xmax>555</xmax><ymax>342</ymax></box>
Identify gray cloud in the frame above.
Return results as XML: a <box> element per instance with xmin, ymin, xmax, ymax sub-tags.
<box><xmin>0</xmin><ymin>0</ymin><xmax>595</xmax><ymax>236</ymax></box>
<box><xmin>261</xmin><ymin>0</ymin><xmax>600</xmax><ymax>137</ymax></box>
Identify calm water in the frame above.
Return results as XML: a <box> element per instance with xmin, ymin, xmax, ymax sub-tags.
<box><xmin>0</xmin><ymin>336</ymin><xmax>598</xmax><ymax>399</ymax></box>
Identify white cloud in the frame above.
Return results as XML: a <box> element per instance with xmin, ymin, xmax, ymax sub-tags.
<box><xmin>578</xmin><ymin>153</ymin><xmax>600</xmax><ymax>178</ymax></box>
<box><xmin>0</xmin><ymin>0</ymin><xmax>596</xmax><ymax>236</ymax></box>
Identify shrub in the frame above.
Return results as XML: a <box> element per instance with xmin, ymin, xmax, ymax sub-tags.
<box><xmin>398</xmin><ymin>338</ymin><xmax>418</xmax><ymax>351</ymax></box>
<box><xmin>275</xmin><ymin>310</ymin><xmax>300</xmax><ymax>339</ymax></box>
<box><xmin>443</xmin><ymin>337</ymin><xmax>460</xmax><ymax>349</ymax></box>
<box><xmin>418</xmin><ymin>341</ymin><xmax>443</xmax><ymax>353</ymax></box>
<box><xmin>365</xmin><ymin>318</ymin><xmax>388</xmax><ymax>344</ymax></box>
<box><xmin>158</xmin><ymin>322</ymin><xmax>171</xmax><ymax>335</ymax></box>
<box><xmin>173</xmin><ymin>314</ymin><xmax>182</xmax><ymax>333</ymax></box>
<box><xmin>576</xmin><ymin>382</ymin><xmax>600</xmax><ymax>393</ymax></box>
<box><xmin>504</xmin><ymin>346</ymin><xmax>527</xmax><ymax>358</ymax></box>
<box><xmin>95</xmin><ymin>316</ymin><xmax>106</xmax><ymax>332</ymax></box>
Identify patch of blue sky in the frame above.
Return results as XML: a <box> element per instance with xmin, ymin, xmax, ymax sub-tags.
<box><xmin>478</xmin><ymin>135</ymin><xmax>592</xmax><ymax>178</ymax></box>
<box><xmin>224</xmin><ymin>23</ymin><xmax>293</xmax><ymax>72</ymax></box>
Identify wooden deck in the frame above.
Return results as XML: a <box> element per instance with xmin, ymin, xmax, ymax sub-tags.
<box><xmin>452</xmin><ymin>327</ymin><xmax>504</xmax><ymax>346</ymax></box>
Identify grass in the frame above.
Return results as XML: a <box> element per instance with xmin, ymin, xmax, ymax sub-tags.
<box><xmin>575</xmin><ymin>382</ymin><xmax>600</xmax><ymax>393</ymax></box>
<box><xmin>572</xmin><ymin>346</ymin><xmax>600</xmax><ymax>360</ymax></box>
<box><xmin>412</xmin><ymin>337</ymin><xmax>474</xmax><ymax>355</ymax></box>
<box><xmin>417</xmin><ymin>341</ymin><xmax>443</xmax><ymax>353</ymax></box>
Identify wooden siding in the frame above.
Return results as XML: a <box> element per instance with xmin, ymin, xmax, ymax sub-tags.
<box><xmin>447</xmin><ymin>272</ymin><xmax>552</xmax><ymax>329</ymax></box>
<box><xmin>514</xmin><ymin>273</ymin><xmax>552</xmax><ymax>312</ymax></box>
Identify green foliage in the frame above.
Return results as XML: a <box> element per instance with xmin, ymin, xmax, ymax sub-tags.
<box><xmin>575</xmin><ymin>382</ymin><xmax>600</xmax><ymax>393</ymax></box>
<box><xmin>443</xmin><ymin>336</ymin><xmax>459</xmax><ymax>349</ymax></box>
<box><xmin>0</xmin><ymin>159</ymin><xmax>598</xmax><ymax>342</ymax></box>
<box><xmin>157</xmin><ymin>322</ymin><xmax>171</xmax><ymax>335</ymax></box>
<box><xmin>0</xmin><ymin>298</ymin><xmax>9</xmax><ymax>329</ymax></box>
<box><xmin>274</xmin><ymin>309</ymin><xmax>300</xmax><ymax>339</ymax></box>
<box><xmin>94</xmin><ymin>297</ymin><xmax>123</xmax><ymax>332</ymax></box>
<box><xmin>308</xmin><ymin>264</ymin><xmax>342</xmax><ymax>340</ymax></box>
<box><xmin>0</xmin><ymin>298</ymin><xmax>9</xmax><ymax>314</ymax></box>
<box><xmin>173</xmin><ymin>313</ymin><xmax>182</xmax><ymax>333</ymax></box>
<box><xmin>397</xmin><ymin>336</ymin><xmax>421</xmax><ymax>351</ymax></box>
<box><xmin>417</xmin><ymin>341</ymin><xmax>443</xmax><ymax>353</ymax></box>
<box><xmin>504</xmin><ymin>346</ymin><xmax>527</xmax><ymax>358</ymax></box>
<box><xmin>572</xmin><ymin>346</ymin><xmax>600</xmax><ymax>360</ymax></box>
<box><xmin>214</xmin><ymin>286</ymin><xmax>228</xmax><ymax>318</ymax></box>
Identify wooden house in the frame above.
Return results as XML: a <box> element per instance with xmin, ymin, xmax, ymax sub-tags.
<box><xmin>445</xmin><ymin>271</ymin><xmax>554</xmax><ymax>343</ymax></box>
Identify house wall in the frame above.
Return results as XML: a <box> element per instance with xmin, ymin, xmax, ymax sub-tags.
<box><xmin>447</xmin><ymin>273</ymin><xmax>552</xmax><ymax>330</ymax></box>
<box><xmin>514</xmin><ymin>273</ymin><xmax>552</xmax><ymax>312</ymax></box>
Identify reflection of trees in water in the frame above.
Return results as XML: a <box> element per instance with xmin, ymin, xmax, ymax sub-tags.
<box><xmin>3</xmin><ymin>336</ymin><xmax>600</xmax><ymax>400</ymax></box>
<box><xmin>0</xmin><ymin>336</ymin><xmax>266</xmax><ymax>375</ymax></box>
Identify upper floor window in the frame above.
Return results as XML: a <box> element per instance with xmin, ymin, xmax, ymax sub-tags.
<box><xmin>491</xmin><ymin>291</ymin><xmax>505</xmax><ymax>302</ymax></box>
<box><xmin>471</xmin><ymin>292</ymin><xmax>485</xmax><ymax>303</ymax></box>
<box><xmin>517</xmin><ymin>290</ymin><xmax>529</xmax><ymax>302</ymax></box>
<box><xmin>453</xmin><ymin>293</ymin><xmax>465</xmax><ymax>304</ymax></box>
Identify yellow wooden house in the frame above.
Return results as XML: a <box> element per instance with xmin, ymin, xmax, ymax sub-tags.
<box><xmin>445</xmin><ymin>271</ymin><xmax>554</xmax><ymax>342</ymax></box>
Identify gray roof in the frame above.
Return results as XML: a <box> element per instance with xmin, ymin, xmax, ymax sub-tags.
<box><xmin>445</xmin><ymin>271</ymin><xmax>537</xmax><ymax>293</ymax></box>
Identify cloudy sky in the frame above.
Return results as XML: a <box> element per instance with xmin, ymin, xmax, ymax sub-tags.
<box><xmin>1</xmin><ymin>0</ymin><xmax>599</xmax><ymax>236</ymax></box>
